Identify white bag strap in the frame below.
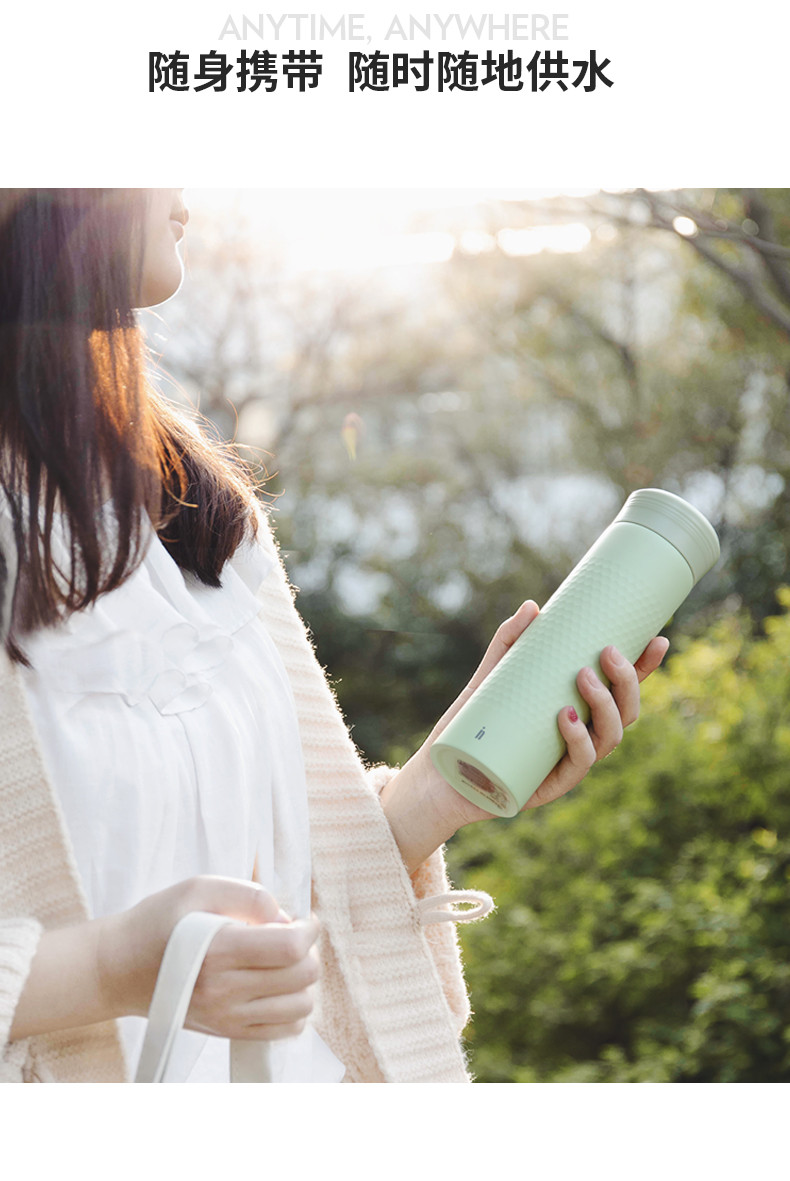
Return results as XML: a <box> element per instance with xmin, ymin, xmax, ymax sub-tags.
<box><xmin>134</xmin><ymin>910</ymin><xmax>272</xmax><ymax>1084</ymax></box>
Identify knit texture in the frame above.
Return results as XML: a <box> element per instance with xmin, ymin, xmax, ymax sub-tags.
<box><xmin>0</xmin><ymin>653</ymin><xmax>130</xmax><ymax>1082</ymax></box>
<box><xmin>253</xmin><ymin>516</ymin><xmax>471</xmax><ymax>1083</ymax></box>
<box><xmin>0</xmin><ymin>508</ymin><xmax>475</xmax><ymax>1083</ymax></box>
<box><xmin>0</xmin><ymin>920</ymin><xmax>41</xmax><ymax>1051</ymax></box>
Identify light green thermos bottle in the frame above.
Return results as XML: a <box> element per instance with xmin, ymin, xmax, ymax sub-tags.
<box><xmin>430</xmin><ymin>488</ymin><xmax>720</xmax><ymax>817</ymax></box>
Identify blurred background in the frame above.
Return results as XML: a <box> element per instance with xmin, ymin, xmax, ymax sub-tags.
<box><xmin>143</xmin><ymin>188</ymin><xmax>790</xmax><ymax>1082</ymax></box>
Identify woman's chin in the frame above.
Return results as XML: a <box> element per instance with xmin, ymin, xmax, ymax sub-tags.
<box><xmin>138</xmin><ymin>269</ymin><xmax>184</xmax><ymax>310</ymax></box>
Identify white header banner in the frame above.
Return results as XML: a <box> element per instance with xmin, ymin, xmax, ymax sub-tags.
<box><xmin>2</xmin><ymin>2</ymin><xmax>787</xmax><ymax>185</ymax></box>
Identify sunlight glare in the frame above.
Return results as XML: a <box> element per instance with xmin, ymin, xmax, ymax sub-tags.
<box><xmin>289</xmin><ymin>229</ymin><xmax>456</xmax><ymax>272</ymax></box>
<box><xmin>187</xmin><ymin>190</ymin><xmax>597</xmax><ymax>274</ymax></box>
<box><xmin>459</xmin><ymin>230</ymin><xmax>497</xmax><ymax>255</ymax></box>
<box><xmin>497</xmin><ymin>224</ymin><xmax>592</xmax><ymax>256</ymax></box>
<box><xmin>672</xmin><ymin>216</ymin><xmax>698</xmax><ymax>237</ymax></box>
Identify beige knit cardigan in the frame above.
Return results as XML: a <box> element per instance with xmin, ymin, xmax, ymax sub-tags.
<box><xmin>0</xmin><ymin>510</ymin><xmax>483</xmax><ymax>1083</ymax></box>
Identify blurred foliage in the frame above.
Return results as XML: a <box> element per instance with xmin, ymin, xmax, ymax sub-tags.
<box><xmin>448</xmin><ymin>590</ymin><xmax>790</xmax><ymax>1082</ymax></box>
<box><xmin>153</xmin><ymin>187</ymin><xmax>790</xmax><ymax>1081</ymax></box>
<box><xmin>263</xmin><ymin>188</ymin><xmax>790</xmax><ymax>766</ymax></box>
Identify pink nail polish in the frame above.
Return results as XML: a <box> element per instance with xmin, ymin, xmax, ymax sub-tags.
<box><xmin>568</xmin><ymin>707</ymin><xmax>579</xmax><ymax>724</ymax></box>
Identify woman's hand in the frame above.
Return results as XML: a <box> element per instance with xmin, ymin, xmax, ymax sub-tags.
<box><xmin>11</xmin><ymin>877</ymin><xmax>319</xmax><ymax>1043</ymax></box>
<box><xmin>101</xmin><ymin>877</ymin><xmax>319</xmax><ymax>1041</ymax></box>
<box><xmin>432</xmin><ymin>600</ymin><xmax>669</xmax><ymax>817</ymax></box>
<box><xmin>380</xmin><ymin>601</ymin><xmax>670</xmax><ymax>873</ymax></box>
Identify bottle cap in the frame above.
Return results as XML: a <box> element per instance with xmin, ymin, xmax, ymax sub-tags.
<box><xmin>616</xmin><ymin>488</ymin><xmax>720</xmax><ymax>584</ymax></box>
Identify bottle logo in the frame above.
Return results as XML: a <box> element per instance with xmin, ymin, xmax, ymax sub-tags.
<box><xmin>475</xmin><ymin>727</ymin><xmax>486</xmax><ymax>740</ymax></box>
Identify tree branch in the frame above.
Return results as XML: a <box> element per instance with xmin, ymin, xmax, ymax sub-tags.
<box><xmin>635</xmin><ymin>190</ymin><xmax>790</xmax><ymax>341</ymax></box>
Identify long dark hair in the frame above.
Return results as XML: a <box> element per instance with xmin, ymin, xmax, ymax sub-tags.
<box><xmin>0</xmin><ymin>189</ymin><xmax>259</xmax><ymax>662</ymax></box>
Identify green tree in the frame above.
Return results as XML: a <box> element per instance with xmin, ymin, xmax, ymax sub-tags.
<box><xmin>447</xmin><ymin>591</ymin><xmax>790</xmax><ymax>1082</ymax></box>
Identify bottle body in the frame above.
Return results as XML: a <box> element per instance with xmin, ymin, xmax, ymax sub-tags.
<box><xmin>431</xmin><ymin>492</ymin><xmax>718</xmax><ymax>818</ymax></box>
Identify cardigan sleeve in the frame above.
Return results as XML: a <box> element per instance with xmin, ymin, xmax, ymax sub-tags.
<box><xmin>365</xmin><ymin>764</ymin><xmax>475</xmax><ymax>1035</ymax></box>
<box><xmin>0</xmin><ymin>918</ymin><xmax>43</xmax><ymax>1078</ymax></box>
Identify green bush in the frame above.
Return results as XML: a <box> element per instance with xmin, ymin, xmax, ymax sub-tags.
<box><xmin>448</xmin><ymin>590</ymin><xmax>790</xmax><ymax>1082</ymax></box>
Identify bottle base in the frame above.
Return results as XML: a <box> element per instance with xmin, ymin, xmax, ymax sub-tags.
<box><xmin>430</xmin><ymin>742</ymin><xmax>520</xmax><ymax>818</ymax></box>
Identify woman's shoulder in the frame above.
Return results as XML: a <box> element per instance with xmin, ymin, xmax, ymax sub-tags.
<box><xmin>222</xmin><ymin>505</ymin><xmax>273</xmax><ymax>587</ymax></box>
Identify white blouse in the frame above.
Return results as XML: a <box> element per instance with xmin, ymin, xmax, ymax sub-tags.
<box><xmin>19</xmin><ymin>512</ymin><xmax>344</xmax><ymax>1083</ymax></box>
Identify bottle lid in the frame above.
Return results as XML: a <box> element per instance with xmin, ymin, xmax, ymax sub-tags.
<box><xmin>616</xmin><ymin>489</ymin><xmax>720</xmax><ymax>584</ymax></box>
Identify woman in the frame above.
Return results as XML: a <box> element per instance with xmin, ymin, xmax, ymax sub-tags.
<box><xmin>0</xmin><ymin>188</ymin><xmax>668</xmax><ymax>1083</ymax></box>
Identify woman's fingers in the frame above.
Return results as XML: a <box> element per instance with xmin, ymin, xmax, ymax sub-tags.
<box><xmin>579</xmin><ymin>664</ymin><xmax>625</xmax><ymax>756</ymax></box>
<box><xmin>211</xmin><ymin>948</ymin><xmax>320</xmax><ymax>1000</ymax></box>
<box><xmin>429</xmin><ymin>601</ymin><xmax>540</xmax><ymax>742</ymax></box>
<box><xmin>187</xmin><ymin>916</ymin><xmax>321</xmax><ymax>1041</ymax></box>
<box><xmin>596</xmin><ymin>649</ymin><xmax>639</xmax><ymax>732</ymax></box>
<box><xmin>428</xmin><ymin>615</ymin><xmax>671</xmax><ymax>826</ymax></box>
<box><xmin>243</xmin><ymin>1020</ymin><xmax>311</xmax><ymax>1042</ymax></box>
<box><xmin>241</xmin><ymin>987</ymin><xmax>316</xmax><ymax>1031</ymax></box>
<box><xmin>524</xmin><ymin>638</ymin><xmax>670</xmax><ymax>811</ymax></box>
<box><xmin>192</xmin><ymin>983</ymin><xmax>316</xmax><ymax>1041</ymax></box>
<box><xmin>524</xmin><ymin>706</ymin><xmax>596</xmax><ymax>808</ymax></box>
<box><xmin>633</xmin><ymin>635</ymin><xmax>670</xmax><ymax>682</ymax></box>
<box><xmin>210</xmin><ymin>917</ymin><xmax>319</xmax><ymax>970</ymax></box>
<box><xmin>589</xmin><ymin>638</ymin><xmax>671</xmax><ymax>748</ymax></box>
<box><xmin>463</xmin><ymin>600</ymin><xmax>539</xmax><ymax>697</ymax></box>
<box><xmin>461</xmin><ymin>613</ymin><xmax>665</xmax><ymax>711</ymax></box>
